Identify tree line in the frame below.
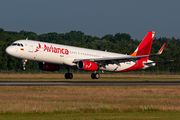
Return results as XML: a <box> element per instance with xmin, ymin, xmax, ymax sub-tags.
<box><xmin>0</xmin><ymin>28</ymin><xmax>179</xmax><ymax>72</ymax></box>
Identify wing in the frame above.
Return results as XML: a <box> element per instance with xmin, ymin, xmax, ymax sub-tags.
<box><xmin>73</xmin><ymin>43</ymin><xmax>166</xmax><ymax>67</ymax></box>
<box><xmin>74</xmin><ymin>54</ymin><xmax>153</xmax><ymax>66</ymax></box>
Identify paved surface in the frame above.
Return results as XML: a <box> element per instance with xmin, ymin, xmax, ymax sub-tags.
<box><xmin>1</xmin><ymin>81</ymin><xmax>180</xmax><ymax>86</ymax></box>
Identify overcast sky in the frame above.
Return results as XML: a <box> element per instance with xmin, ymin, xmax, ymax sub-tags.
<box><xmin>0</xmin><ymin>0</ymin><xmax>180</xmax><ymax>40</ymax></box>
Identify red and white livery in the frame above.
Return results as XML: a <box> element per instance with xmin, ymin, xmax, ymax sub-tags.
<box><xmin>5</xmin><ymin>31</ymin><xmax>166</xmax><ymax>79</ymax></box>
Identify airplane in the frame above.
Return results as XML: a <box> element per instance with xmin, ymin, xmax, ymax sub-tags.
<box><xmin>5</xmin><ymin>31</ymin><xmax>167</xmax><ymax>79</ymax></box>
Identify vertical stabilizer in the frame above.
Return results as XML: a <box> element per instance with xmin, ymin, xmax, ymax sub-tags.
<box><xmin>130</xmin><ymin>31</ymin><xmax>155</xmax><ymax>60</ymax></box>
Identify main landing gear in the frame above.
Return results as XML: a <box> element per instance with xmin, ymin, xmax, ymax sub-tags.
<box><xmin>65</xmin><ymin>68</ymin><xmax>73</xmax><ymax>79</ymax></box>
<box><xmin>65</xmin><ymin>73</ymin><xmax>73</xmax><ymax>79</ymax></box>
<box><xmin>91</xmin><ymin>73</ymin><xmax>100</xmax><ymax>79</ymax></box>
<box><xmin>64</xmin><ymin>68</ymin><xmax>100</xmax><ymax>79</ymax></box>
<box><xmin>65</xmin><ymin>72</ymin><xmax>100</xmax><ymax>79</ymax></box>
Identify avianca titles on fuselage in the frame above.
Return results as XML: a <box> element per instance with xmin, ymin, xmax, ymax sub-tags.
<box><xmin>5</xmin><ymin>31</ymin><xmax>166</xmax><ymax>79</ymax></box>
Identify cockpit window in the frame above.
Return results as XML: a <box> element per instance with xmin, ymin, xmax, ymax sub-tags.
<box><xmin>12</xmin><ymin>43</ymin><xmax>17</xmax><ymax>46</ymax></box>
<box><xmin>11</xmin><ymin>43</ymin><xmax>24</xmax><ymax>47</ymax></box>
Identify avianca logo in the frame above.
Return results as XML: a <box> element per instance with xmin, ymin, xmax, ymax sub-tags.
<box><xmin>85</xmin><ymin>63</ymin><xmax>92</xmax><ymax>68</ymax></box>
<box><xmin>35</xmin><ymin>43</ymin><xmax>69</xmax><ymax>55</ymax></box>
<box><xmin>34</xmin><ymin>43</ymin><xmax>41</xmax><ymax>52</ymax></box>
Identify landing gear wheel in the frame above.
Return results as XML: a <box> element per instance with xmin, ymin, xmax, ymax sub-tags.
<box><xmin>91</xmin><ymin>73</ymin><xmax>100</xmax><ymax>79</ymax></box>
<box><xmin>65</xmin><ymin>73</ymin><xmax>73</xmax><ymax>79</ymax></box>
<box><xmin>65</xmin><ymin>73</ymin><xmax>68</xmax><ymax>79</ymax></box>
<box><xmin>22</xmin><ymin>67</ymin><xmax>26</xmax><ymax>71</ymax></box>
<box><xmin>69</xmin><ymin>73</ymin><xmax>73</xmax><ymax>79</ymax></box>
<box><xmin>91</xmin><ymin>73</ymin><xmax>95</xmax><ymax>79</ymax></box>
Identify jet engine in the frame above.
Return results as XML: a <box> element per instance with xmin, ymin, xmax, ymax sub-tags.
<box><xmin>38</xmin><ymin>62</ymin><xmax>60</xmax><ymax>71</ymax></box>
<box><xmin>77</xmin><ymin>60</ymin><xmax>98</xmax><ymax>71</ymax></box>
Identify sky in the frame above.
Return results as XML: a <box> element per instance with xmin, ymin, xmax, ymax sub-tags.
<box><xmin>0</xmin><ymin>0</ymin><xmax>180</xmax><ymax>40</ymax></box>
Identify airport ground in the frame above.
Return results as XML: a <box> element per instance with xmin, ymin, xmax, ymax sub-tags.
<box><xmin>0</xmin><ymin>73</ymin><xmax>180</xmax><ymax>81</ymax></box>
<box><xmin>0</xmin><ymin>73</ymin><xmax>180</xmax><ymax>120</ymax></box>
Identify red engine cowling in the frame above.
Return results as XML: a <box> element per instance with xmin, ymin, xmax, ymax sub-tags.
<box><xmin>77</xmin><ymin>60</ymin><xmax>98</xmax><ymax>71</ymax></box>
<box><xmin>38</xmin><ymin>62</ymin><xmax>60</xmax><ymax>71</ymax></box>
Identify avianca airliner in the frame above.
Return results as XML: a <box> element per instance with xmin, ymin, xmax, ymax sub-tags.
<box><xmin>5</xmin><ymin>31</ymin><xmax>166</xmax><ymax>79</ymax></box>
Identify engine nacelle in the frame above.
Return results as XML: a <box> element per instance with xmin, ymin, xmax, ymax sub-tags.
<box><xmin>77</xmin><ymin>60</ymin><xmax>98</xmax><ymax>71</ymax></box>
<box><xmin>38</xmin><ymin>62</ymin><xmax>60</xmax><ymax>71</ymax></box>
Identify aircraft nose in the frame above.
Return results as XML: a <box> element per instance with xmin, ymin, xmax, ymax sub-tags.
<box><xmin>5</xmin><ymin>46</ymin><xmax>13</xmax><ymax>55</ymax></box>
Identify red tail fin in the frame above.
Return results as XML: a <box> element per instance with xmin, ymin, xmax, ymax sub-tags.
<box><xmin>131</xmin><ymin>31</ymin><xmax>155</xmax><ymax>60</ymax></box>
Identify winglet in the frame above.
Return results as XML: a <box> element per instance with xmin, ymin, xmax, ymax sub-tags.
<box><xmin>157</xmin><ymin>43</ymin><xmax>166</xmax><ymax>54</ymax></box>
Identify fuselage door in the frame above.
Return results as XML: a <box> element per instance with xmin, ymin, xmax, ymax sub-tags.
<box><xmin>29</xmin><ymin>42</ymin><xmax>34</xmax><ymax>52</ymax></box>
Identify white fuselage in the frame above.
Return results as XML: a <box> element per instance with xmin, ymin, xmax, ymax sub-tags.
<box><xmin>5</xmin><ymin>40</ymin><xmax>155</xmax><ymax>72</ymax></box>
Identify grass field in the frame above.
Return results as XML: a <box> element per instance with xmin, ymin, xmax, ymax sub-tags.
<box><xmin>0</xmin><ymin>112</ymin><xmax>180</xmax><ymax>120</ymax></box>
<box><xmin>0</xmin><ymin>73</ymin><xmax>180</xmax><ymax>119</ymax></box>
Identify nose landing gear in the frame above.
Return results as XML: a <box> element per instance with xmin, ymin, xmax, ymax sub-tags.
<box><xmin>22</xmin><ymin>59</ymin><xmax>27</xmax><ymax>70</ymax></box>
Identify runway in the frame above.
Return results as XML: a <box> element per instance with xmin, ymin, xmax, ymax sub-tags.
<box><xmin>1</xmin><ymin>81</ymin><xmax>180</xmax><ymax>86</ymax></box>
